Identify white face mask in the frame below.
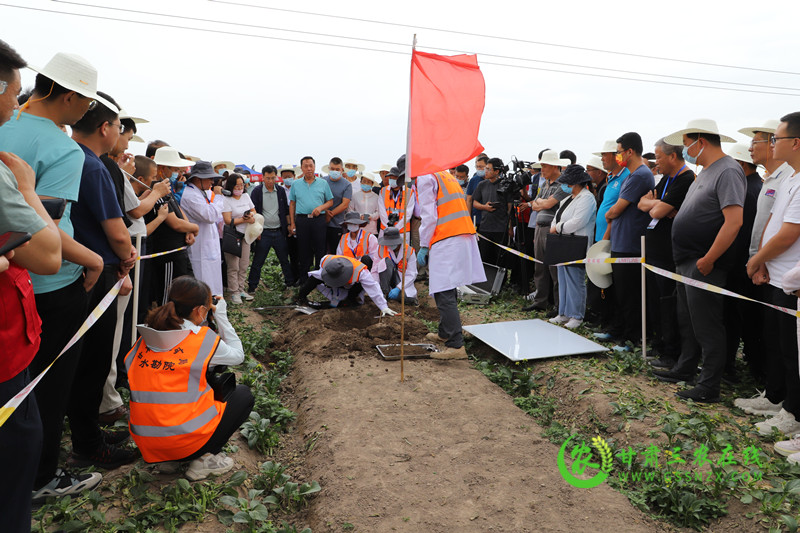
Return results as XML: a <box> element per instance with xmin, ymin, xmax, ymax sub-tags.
<box><xmin>347</xmin><ymin>224</ymin><xmax>361</xmax><ymax>233</ymax></box>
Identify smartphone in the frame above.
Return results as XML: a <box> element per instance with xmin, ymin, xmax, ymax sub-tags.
<box><xmin>0</xmin><ymin>231</ymin><xmax>32</xmax><ymax>256</ymax></box>
<box><xmin>41</xmin><ymin>198</ymin><xmax>67</xmax><ymax>220</ymax></box>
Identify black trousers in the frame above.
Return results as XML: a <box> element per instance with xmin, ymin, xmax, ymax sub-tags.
<box><xmin>287</xmin><ymin>235</ymin><xmax>300</xmax><ymax>282</ymax></box>
<box><xmin>0</xmin><ymin>369</ymin><xmax>42</xmax><ymax>533</ymax></box>
<box><xmin>763</xmin><ymin>285</ymin><xmax>800</xmax><ymax>416</ymax></box>
<box><xmin>609</xmin><ymin>251</ymin><xmax>643</xmax><ymax>343</ymax></box>
<box><xmin>31</xmin><ymin>277</ymin><xmax>88</xmax><ymax>488</ymax></box>
<box><xmin>295</xmin><ymin>215</ymin><xmax>327</xmax><ymax>282</ymax></box>
<box><xmin>185</xmin><ymin>385</ymin><xmax>255</xmax><ymax>460</ymax></box>
<box><xmin>326</xmin><ymin>225</ymin><xmax>343</xmax><ymax>255</ymax></box>
<box><xmin>68</xmin><ymin>267</ymin><xmax>121</xmax><ymax>455</ymax></box>
<box><xmin>724</xmin><ymin>268</ymin><xmax>764</xmax><ymax>379</ymax></box>
<box><xmin>645</xmin><ymin>257</ymin><xmax>681</xmax><ymax>358</ymax></box>
<box><xmin>434</xmin><ymin>289</ymin><xmax>463</xmax><ymax>348</ymax></box>
<box><xmin>477</xmin><ymin>229</ymin><xmax>504</xmax><ymax>266</ymax></box>
<box><xmin>150</xmin><ymin>249</ymin><xmax>193</xmax><ymax>307</ymax></box>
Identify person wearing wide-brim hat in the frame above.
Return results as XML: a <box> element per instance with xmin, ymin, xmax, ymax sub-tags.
<box><xmin>377</xmin><ymin>226</ymin><xmax>418</xmax><ymax>305</ymax></box>
<box><xmin>180</xmin><ymin>161</ymin><xmax>225</xmax><ymax>295</ymax></box>
<box><xmin>349</xmin><ymin>172</ymin><xmax>381</xmax><ymax>235</ymax></box>
<box><xmin>378</xmin><ymin>163</ymin><xmax>414</xmax><ymax>237</ymax></box>
<box><xmin>336</xmin><ymin>211</ymin><xmax>381</xmax><ymax>275</ymax></box>
<box><xmin>546</xmin><ymin>164</ymin><xmax>597</xmax><ymax>330</ymax></box>
<box><xmin>295</xmin><ymin>254</ymin><xmax>397</xmax><ymax>315</ymax></box>
<box><xmin>342</xmin><ymin>158</ymin><xmax>366</xmax><ymax>183</ymax></box>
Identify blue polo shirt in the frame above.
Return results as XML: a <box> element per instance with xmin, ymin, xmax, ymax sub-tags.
<box><xmin>0</xmin><ymin>111</ymin><xmax>86</xmax><ymax>293</ymax></box>
<box><xmin>610</xmin><ymin>164</ymin><xmax>655</xmax><ymax>254</ymax></box>
<box><xmin>289</xmin><ymin>177</ymin><xmax>333</xmax><ymax>215</ymax></box>
<box><xmin>595</xmin><ymin>167</ymin><xmax>630</xmax><ymax>242</ymax></box>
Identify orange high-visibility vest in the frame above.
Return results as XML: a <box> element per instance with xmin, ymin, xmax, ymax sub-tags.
<box><xmin>320</xmin><ymin>255</ymin><xmax>367</xmax><ymax>285</ymax></box>
<box><xmin>381</xmin><ymin>187</ymin><xmax>410</xmax><ymax>233</ymax></box>
<box><xmin>124</xmin><ymin>327</ymin><xmax>225</xmax><ymax>463</ymax></box>
<box><xmin>338</xmin><ymin>229</ymin><xmax>371</xmax><ymax>259</ymax></box>
<box><xmin>431</xmin><ymin>171</ymin><xmax>476</xmax><ymax>246</ymax></box>
<box><xmin>379</xmin><ymin>243</ymin><xmax>412</xmax><ymax>273</ymax></box>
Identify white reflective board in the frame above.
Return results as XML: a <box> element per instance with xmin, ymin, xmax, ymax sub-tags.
<box><xmin>464</xmin><ymin>319</ymin><xmax>608</xmax><ymax>361</ymax></box>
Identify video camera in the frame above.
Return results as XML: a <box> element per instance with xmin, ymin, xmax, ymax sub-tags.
<box><xmin>496</xmin><ymin>157</ymin><xmax>533</xmax><ymax>201</ymax></box>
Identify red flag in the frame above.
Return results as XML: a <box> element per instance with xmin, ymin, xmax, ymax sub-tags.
<box><xmin>408</xmin><ymin>50</ymin><xmax>485</xmax><ymax>177</ymax></box>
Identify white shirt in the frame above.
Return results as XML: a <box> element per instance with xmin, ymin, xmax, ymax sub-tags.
<box><xmin>751</xmin><ymin>162</ymin><xmax>793</xmax><ymax>257</ymax></box>
<box><xmin>417</xmin><ymin>173</ymin><xmax>486</xmax><ymax>293</ymax></box>
<box><xmin>763</xmin><ymin>170</ymin><xmax>800</xmax><ymax>289</ymax></box>
<box><xmin>384</xmin><ymin>245</ymin><xmax>418</xmax><ymax>298</ymax></box>
<box><xmin>348</xmin><ymin>187</ymin><xmax>380</xmax><ymax>234</ymax></box>
<box><xmin>336</xmin><ymin>230</ymin><xmax>384</xmax><ymax>274</ymax></box>
<box><xmin>551</xmin><ymin>187</ymin><xmax>597</xmax><ymax>250</ymax></box>
<box><xmin>307</xmin><ymin>263</ymin><xmax>388</xmax><ymax>309</ymax></box>
<box><xmin>181</xmin><ymin>183</ymin><xmax>225</xmax><ymax>295</ymax></box>
<box><xmin>378</xmin><ymin>186</ymin><xmax>415</xmax><ymax>236</ymax></box>
<box><xmin>222</xmin><ymin>192</ymin><xmax>255</xmax><ymax>233</ymax></box>
<box><xmin>123</xmin><ymin>177</ymin><xmax>146</xmax><ymax>238</ymax></box>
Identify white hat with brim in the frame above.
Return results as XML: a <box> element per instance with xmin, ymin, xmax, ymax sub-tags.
<box><xmin>373</xmin><ymin>164</ymin><xmax>393</xmax><ymax>174</ymax></box>
<box><xmin>726</xmin><ymin>143</ymin><xmax>754</xmax><ymax>165</ymax></box>
<box><xmin>212</xmin><ymin>160</ymin><xmax>235</xmax><ymax>172</ymax></box>
<box><xmin>119</xmin><ymin>109</ymin><xmax>149</xmax><ymax>124</ymax></box>
<box><xmin>586</xmin><ymin>156</ymin><xmax>606</xmax><ymax>172</ymax></box>
<box><xmin>343</xmin><ymin>158</ymin><xmax>366</xmax><ymax>172</ymax></box>
<box><xmin>529</xmin><ymin>161</ymin><xmax>542</xmax><ymax>170</ymax></box>
<box><xmin>663</xmin><ymin>118</ymin><xmax>736</xmax><ymax>145</ymax></box>
<box><xmin>244</xmin><ymin>214</ymin><xmax>264</xmax><ymax>245</ymax></box>
<box><xmin>738</xmin><ymin>119</ymin><xmax>780</xmax><ymax>139</ymax></box>
<box><xmin>153</xmin><ymin>146</ymin><xmax>196</xmax><ymax>167</ymax></box>
<box><xmin>28</xmin><ymin>52</ymin><xmax>119</xmax><ymax>113</ymax></box>
<box><xmin>586</xmin><ymin>240</ymin><xmax>613</xmax><ymax>289</ymax></box>
<box><xmin>279</xmin><ymin>164</ymin><xmax>300</xmax><ymax>177</ymax></box>
<box><xmin>592</xmin><ymin>140</ymin><xmax>618</xmax><ymax>157</ymax></box>
<box><xmin>361</xmin><ymin>171</ymin><xmax>381</xmax><ymax>186</ymax></box>
<box><xmin>130</xmin><ymin>134</ymin><xmax>145</xmax><ymax>143</ymax></box>
<box><xmin>538</xmin><ymin>149</ymin><xmax>571</xmax><ymax>168</ymax></box>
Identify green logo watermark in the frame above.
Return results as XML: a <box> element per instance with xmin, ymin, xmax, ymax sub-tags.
<box><xmin>557</xmin><ymin>434</ymin><xmax>765</xmax><ymax>489</ymax></box>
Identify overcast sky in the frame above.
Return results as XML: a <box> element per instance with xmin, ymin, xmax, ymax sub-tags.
<box><xmin>3</xmin><ymin>0</ymin><xmax>799</xmax><ymax>173</ymax></box>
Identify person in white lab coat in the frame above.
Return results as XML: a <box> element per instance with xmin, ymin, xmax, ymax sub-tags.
<box><xmin>377</xmin><ymin>227</ymin><xmax>418</xmax><ymax>305</ymax></box>
<box><xmin>180</xmin><ymin>161</ymin><xmax>225</xmax><ymax>295</ymax></box>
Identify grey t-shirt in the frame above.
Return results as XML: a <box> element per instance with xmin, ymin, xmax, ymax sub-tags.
<box><xmin>671</xmin><ymin>155</ymin><xmax>746</xmax><ymax>269</ymax></box>
<box><xmin>535</xmin><ymin>179</ymin><xmax>569</xmax><ymax>226</ymax></box>
<box><xmin>472</xmin><ymin>178</ymin><xmax>509</xmax><ymax>232</ymax></box>
<box><xmin>324</xmin><ymin>176</ymin><xmax>353</xmax><ymax>228</ymax></box>
<box><xmin>0</xmin><ymin>161</ymin><xmax>46</xmax><ymax>235</ymax></box>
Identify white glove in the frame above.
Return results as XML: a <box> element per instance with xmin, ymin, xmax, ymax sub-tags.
<box><xmin>380</xmin><ymin>307</ymin><xmax>398</xmax><ymax>317</ymax></box>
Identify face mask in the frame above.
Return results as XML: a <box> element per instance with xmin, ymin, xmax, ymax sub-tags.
<box><xmin>345</xmin><ymin>169</ymin><xmax>357</xmax><ymax>178</ymax></box>
<box><xmin>360</xmin><ymin>184</ymin><xmax>373</xmax><ymax>193</ymax></box>
<box><xmin>347</xmin><ymin>224</ymin><xmax>361</xmax><ymax>233</ymax></box>
<box><xmin>329</xmin><ymin>170</ymin><xmax>342</xmax><ymax>181</ymax></box>
<box><xmin>560</xmin><ymin>184</ymin><xmax>572</xmax><ymax>194</ymax></box>
<box><xmin>682</xmin><ymin>139</ymin><xmax>703</xmax><ymax>165</ymax></box>
<box><xmin>283</xmin><ymin>178</ymin><xmax>294</xmax><ymax>187</ymax></box>
<box><xmin>243</xmin><ymin>177</ymin><xmax>250</xmax><ymax>185</ymax></box>
<box><xmin>475</xmin><ymin>169</ymin><xmax>485</xmax><ymax>178</ymax></box>
<box><xmin>389</xmin><ymin>178</ymin><xmax>398</xmax><ymax>188</ymax></box>
<box><xmin>170</xmin><ymin>172</ymin><xmax>179</xmax><ymax>180</ymax></box>
<box><xmin>233</xmin><ymin>189</ymin><xmax>243</xmax><ymax>197</ymax></box>
<box><xmin>615</xmin><ymin>153</ymin><xmax>628</xmax><ymax>168</ymax></box>
<box><xmin>457</xmin><ymin>179</ymin><xmax>466</xmax><ymax>186</ymax></box>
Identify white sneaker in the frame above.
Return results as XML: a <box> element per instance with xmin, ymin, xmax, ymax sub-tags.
<box><xmin>789</xmin><ymin>451</ymin><xmax>800</xmax><ymax>465</ymax></box>
<box><xmin>32</xmin><ymin>468</ymin><xmax>102</xmax><ymax>502</ymax></box>
<box><xmin>756</xmin><ymin>408</ymin><xmax>800</xmax><ymax>437</ymax></box>
<box><xmin>230</xmin><ymin>293</ymin><xmax>242</xmax><ymax>305</ymax></box>
<box><xmin>734</xmin><ymin>391</ymin><xmax>783</xmax><ymax>416</ymax></box>
<box><xmin>564</xmin><ymin>318</ymin><xmax>583</xmax><ymax>329</ymax></box>
<box><xmin>185</xmin><ymin>452</ymin><xmax>234</xmax><ymax>481</ymax></box>
<box><xmin>525</xmin><ymin>291</ymin><xmax>537</xmax><ymax>301</ymax></box>
<box><xmin>548</xmin><ymin>315</ymin><xmax>569</xmax><ymax>325</ymax></box>
<box><xmin>240</xmin><ymin>291</ymin><xmax>254</xmax><ymax>302</ymax></box>
<box><xmin>774</xmin><ymin>434</ymin><xmax>800</xmax><ymax>457</ymax></box>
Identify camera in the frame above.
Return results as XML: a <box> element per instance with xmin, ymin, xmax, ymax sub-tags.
<box><xmin>387</xmin><ymin>212</ymin><xmax>400</xmax><ymax>227</ymax></box>
<box><xmin>206</xmin><ymin>365</ymin><xmax>236</xmax><ymax>402</ymax></box>
<box><xmin>496</xmin><ymin>157</ymin><xmax>532</xmax><ymax>200</ymax></box>
<box><xmin>206</xmin><ymin>296</ymin><xmax>220</xmax><ymax>332</ymax></box>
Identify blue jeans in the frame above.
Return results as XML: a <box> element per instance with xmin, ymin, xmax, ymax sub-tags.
<box><xmin>248</xmin><ymin>229</ymin><xmax>295</xmax><ymax>290</ymax></box>
<box><xmin>557</xmin><ymin>265</ymin><xmax>586</xmax><ymax>320</ymax></box>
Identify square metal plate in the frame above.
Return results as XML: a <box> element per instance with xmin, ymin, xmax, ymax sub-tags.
<box><xmin>376</xmin><ymin>343</ymin><xmax>438</xmax><ymax>360</ymax></box>
<box><xmin>463</xmin><ymin>319</ymin><xmax>608</xmax><ymax>361</ymax></box>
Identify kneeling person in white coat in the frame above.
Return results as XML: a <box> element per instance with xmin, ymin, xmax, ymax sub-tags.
<box><xmin>377</xmin><ymin>227</ymin><xmax>418</xmax><ymax>306</ymax></box>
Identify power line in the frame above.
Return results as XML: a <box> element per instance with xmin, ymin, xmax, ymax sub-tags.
<box><xmin>209</xmin><ymin>0</ymin><xmax>800</xmax><ymax>77</ymax></box>
<box><xmin>48</xmin><ymin>0</ymin><xmax>800</xmax><ymax>93</ymax></box>
<box><xmin>3</xmin><ymin>3</ymin><xmax>799</xmax><ymax>97</ymax></box>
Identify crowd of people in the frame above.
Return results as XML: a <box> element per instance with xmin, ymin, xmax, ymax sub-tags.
<box><xmin>3</xmin><ymin>38</ymin><xmax>800</xmax><ymax>530</ymax></box>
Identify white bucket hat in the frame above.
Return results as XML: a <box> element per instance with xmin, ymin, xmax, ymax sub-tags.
<box><xmin>585</xmin><ymin>156</ymin><xmax>606</xmax><ymax>172</ymax></box>
<box><xmin>245</xmin><ymin>213</ymin><xmax>265</xmax><ymax>245</ymax></box>
<box><xmin>738</xmin><ymin>119</ymin><xmax>780</xmax><ymax>139</ymax></box>
<box><xmin>130</xmin><ymin>134</ymin><xmax>145</xmax><ymax>143</ymax></box>
<box><xmin>28</xmin><ymin>52</ymin><xmax>119</xmax><ymax>113</ymax></box>
<box><xmin>360</xmin><ymin>171</ymin><xmax>381</xmax><ymax>186</ymax></box>
<box><xmin>538</xmin><ymin>149</ymin><xmax>571</xmax><ymax>167</ymax></box>
<box><xmin>592</xmin><ymin>140</ymin><xmax>618</xmax><ymax>156</ymax></box>
<box><xmin>343</xmin><ymin>158</ymin><xmax>366</xmax><ymax>172</ymax></box>
<box><xmin>373</xmin><ymin>164</ymin><xmax>393</xmax><ymax>174</ymax></box>
<box><xmin>726</xmin><ymin>143</ymin><xmax>754</xmax><ymax>165</ymax></box>
<box><xmin>153</xmin><ymin>146</ymin><xmax>196</xmax><ymax>167</ymax></box>
<box><xmin>119</xmin><ymin>109</ymin><xmax>149</xmax><ymax>124</ymax></box>
<box><xmin>212</xmin><ymin>160</ymin><xmax>235</xmax><ymax>172</ymax></box>
<box><xmin>586</xmin><ymin>240</ymin><xmax>613</xmax><ymax>289</ymax></box>
<box><xmin>279</xmin><ymin>164</ymin><xmax>300</xmax><ymax>177</ymax></box>
<box><xmin>663</xmin><ymin>118</ymin><xmax>736</xmax><ymax>146</ymax></box>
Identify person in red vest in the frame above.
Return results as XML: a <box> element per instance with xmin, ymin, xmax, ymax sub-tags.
<box><xmin>295</xmin><ymin>255</ymin><xmax>397</xmax><ymax>316</ymax></box>
<box><xmin>125</xmin><ymin>276</ymin><xmax>254</xmax><ymax>480</ymax></box>
<box><xmin>377</xmin><ymin>227</ymin><xmax>418</xmax><ymax>305</ymax></box>
<box><xmin>378</xmin><ymin>167</ymin><xmax>415</xmax><ymax>237</ymax></box>
<box><xmin>336</xmin><ymin>211</ymin><xmax>381</xmax><ymax>275</ymax></box>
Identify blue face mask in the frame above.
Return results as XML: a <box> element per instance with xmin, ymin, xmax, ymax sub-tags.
<box><xmin>475</xmin><ymin>169</ymin><xmax>486</xmax><ymax>178</ymax></box>
<box><xmin>170</xmin><ymin>172</ymin><xmax>179</xmax><ymax>180</ymax></box>
<box><xmin>345</xmin><ymin>169</ymin><xmax>357</xmax><ymax>178</ymax></box>
<box><xmin>243</xmin><ymin>177</ymin><xmax>250</xmax><ymax>185</ymax></box>
<box><xmin>360</xmin><ymin>184</ymin><xmax>373</xmax><ymax>193</ymax></box>
<box><xmin>329</xmin><ymin>170</ymin><xmax>342</xmax><ymax>181</ymax></box>
<box><xmin>561</xmin><ymin>184</ymin><xmax>572</xmax><ymax>194</ymax></box>
<box><xmin>457</xmin><ymin>179</ymin><xmax>466</xmax><ymax>186</ymax></box>
<box><xmin>283</xmin><ymin>177</ymin><xmax>294</xmax><ymax>187</ymax></box>
<box><xmin>389</xmin><ymin>178</ymin><xmax>398</xmax><ymax>188</ymax></box>
<box><xmin>682</xmin><ymin>139</ymin><xmax>703</xmax><ymax>165</ymax></box>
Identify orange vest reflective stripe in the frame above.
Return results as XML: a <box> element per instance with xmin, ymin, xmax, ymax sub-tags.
<box><xmin>320</xmin><ymin>255</ymin><xmax>367</xmax><ymax>285</ymax></box>
<box><xmin>381</xmin><ymin>187</ymin><xmax>410</xmax><ymax>233</ymax></box>
<box><xmin>431</xmin><ymin>171</ymin><xmax>476</xmax><ymax>246</ymax></box>
<box><xmin>338</xmin><ymin>230</ymin><xmax>370</xmax><ymax>259</ymax></box>
<box><xmin>124</xmin><ymin>327</ymin><xmax>225</xmax><ymax>463</ymax></box>
<box><xmin>379</xmin><ymin>243</ymin><xmax>412</xmax><ymax>273</ymax></box>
